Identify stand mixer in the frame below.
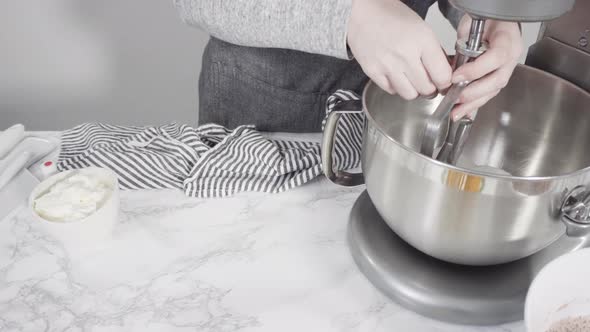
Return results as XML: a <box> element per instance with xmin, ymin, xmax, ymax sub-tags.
<box><xmin>338</xmin><ymin>0</ymin><xmax>590</xmax><ymax>326</ymax></box>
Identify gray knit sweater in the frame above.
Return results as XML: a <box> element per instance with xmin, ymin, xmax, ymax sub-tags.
<box><xmin>173</xmin><ymin>0</ymin><xmax>462</xmax><ymax>59</ymax></box>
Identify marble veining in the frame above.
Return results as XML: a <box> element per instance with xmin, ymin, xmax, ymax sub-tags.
<box><xmin>0</xmin><ymin>174</ymin><xmax>525</xmax><ymax>332</ymax></box>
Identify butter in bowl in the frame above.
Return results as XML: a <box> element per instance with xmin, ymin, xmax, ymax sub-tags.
<box><xmin>29</xmin><ymin>167</ymin><xmax>119</xmax><ymax>248</ymax></box>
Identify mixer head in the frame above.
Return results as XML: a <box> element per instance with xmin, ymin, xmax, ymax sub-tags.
<box><xmin>449</xmin><ymin>0</ymin><xmax>576</xmax><ymax>22</ymax></box>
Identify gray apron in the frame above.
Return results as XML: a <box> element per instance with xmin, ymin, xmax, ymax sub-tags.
<box><xmin>198</xmin><ymin>0</ymin><xmax>437</xmax><ymax>133</ymax></box>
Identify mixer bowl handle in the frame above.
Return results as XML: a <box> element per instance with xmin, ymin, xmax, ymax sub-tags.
<box><xmin>321</xmin><ymin>100</ymin><xmax>365</xmax><ymax>187</ymax></box>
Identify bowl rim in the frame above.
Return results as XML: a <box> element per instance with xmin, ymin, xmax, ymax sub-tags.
<box><xmin>29</xmin><ymin>167</ymin><xmax>119</xmax><ymax>224</ymax></box>
<box><xmin>362</xmin><ymin>64</ymin><xmax>590</xmax><ymax>182</ymax></box>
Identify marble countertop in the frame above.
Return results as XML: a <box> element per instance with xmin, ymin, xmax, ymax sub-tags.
<box><xmin>0</xmin><ymin>133</ymin><xmax>525</xmax><ymax>332</ymax></box>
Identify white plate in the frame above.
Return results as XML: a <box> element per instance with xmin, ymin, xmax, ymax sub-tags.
<box><xmin>525</xmin><ymin>248</ymin><xmax>590</xmax><ymax>331</ymax></box>
<box><xmin>0</xmin><ymin>136</ymin><xmax>57</xmax><ymax>221</ymax></box>
<box><xmin>0</xmin><ymin>136</ymin><xmax>57</xmax><ymax>172</ymax></box>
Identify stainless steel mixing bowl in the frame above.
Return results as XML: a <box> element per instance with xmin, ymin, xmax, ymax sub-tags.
<box><xmin>322</xmin><ymin>64</ymin><xmax>590</xmax><ymax>265</ymax></box>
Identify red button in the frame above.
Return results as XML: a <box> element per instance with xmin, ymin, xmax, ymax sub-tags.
<box><xmin>44</xmin><ymin>161</ymin><xmax>53</xmax><ymax>167</ymax></box>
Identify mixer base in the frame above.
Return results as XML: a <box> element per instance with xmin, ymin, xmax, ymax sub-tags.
<box><xmin>348</xmin><ymin>191</ymin><xmax>590</xmax><ymax>326</ymax></box>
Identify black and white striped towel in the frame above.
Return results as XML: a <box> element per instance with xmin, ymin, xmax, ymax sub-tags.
<box><xmin>58</xmin><ymin>90</ymin><xmax>364</xmax><ymax>198</ymax></box>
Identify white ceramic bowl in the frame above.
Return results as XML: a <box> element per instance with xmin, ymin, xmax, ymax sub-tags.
<box><xmin>525</xmin><ymin>248</ymin><xmax>590</xmax><ymax>331</ymax></box>
<box><xmin>29</xmin><ymin>167</ymin><xmax>119</xmax><ymax>248</ymax></box>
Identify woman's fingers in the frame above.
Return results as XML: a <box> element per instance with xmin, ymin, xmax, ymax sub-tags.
<box><xmin>456</xmin><ymin>14</ymin><xmax>472</xmax><ymax>40</ymax></box>
<box><xmin>371</xmin><ymin>73</ymin><xmax>396</xmax><ymax>95</ymax></box>
<box><xmin>451</xmin><ymin>91</ymin><xmax>499</xmax><ymax>121</ymax></box>
<box><xmin>452</xmin><ymin>44</ymin><xmax>511</xmax><ymax>84</ymax></box>
<box><xmin>421</xmin><ymin>45</ymin><xmax>453</xmax><ymax>90</ymax></box>
<box><xmin>458</xmin><ymin>64</ymin><xmax>514</xmax><ymax>103</ymax></box>
<box><xmin>406</xmin><ymin>61</ymin><xmax>437</xmax><ymax>96</ymax></box>
<box><xmin>347</xmin><ymin>0</ymin><xmax>452</xmax><ymax>101</ymax></box>
<box><xmin>387</xmin><ymin>70</ymin><xmax>418</xmax><ymax>100</ymax></box>
<box><xmin>371</xmin><ymin>62</ymin><xmax>438</xmax><ymax>100</ymax></box>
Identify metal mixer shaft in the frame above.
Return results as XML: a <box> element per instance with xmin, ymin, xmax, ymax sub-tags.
<box><xmin>419</xmin><ymin>17</ymin><xmax>487</xmax><ymax>163</ymax></box>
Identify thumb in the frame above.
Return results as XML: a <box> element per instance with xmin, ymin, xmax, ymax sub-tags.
<box><xmin>456</xmin><ymin>14</ymin><xmax>472</xmax><ymax>39</ymax></box>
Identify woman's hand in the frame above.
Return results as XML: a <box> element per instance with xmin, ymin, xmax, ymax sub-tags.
<box><xmin>347</xmin><ymin>0</ymin><xmax>452</xmax><ymax>100</ymax></box>
<box><xmin>451</xmin><ymin>16</ymin><xmax>523</xmax><ymax>120</ymax></box>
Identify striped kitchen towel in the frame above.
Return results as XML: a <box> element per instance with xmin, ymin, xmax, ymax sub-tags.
<box><xmin>57</xmin><ymin>90</ymin><xmax>364</xmax><ymax>198</ymax></box>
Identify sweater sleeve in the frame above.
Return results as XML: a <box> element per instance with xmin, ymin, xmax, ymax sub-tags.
<box><xmin>174</xmin><ymin>0</ymin><xmax>353</xmax><ymax>59</ymax></box>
